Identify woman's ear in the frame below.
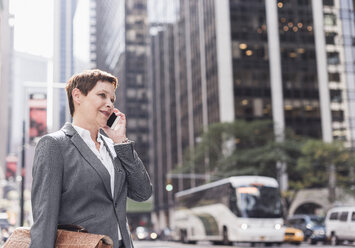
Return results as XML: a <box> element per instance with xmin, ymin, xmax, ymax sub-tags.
<box><xmin>72</xmin><ymin>88</ymin><xmax>81</xmax><ymax>105</ymax></box>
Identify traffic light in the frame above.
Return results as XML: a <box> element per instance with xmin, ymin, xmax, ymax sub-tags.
<box><xmin>165</xmin><ymin>178</ymin><xmax>173</xmax><ymax>192</ymax></box>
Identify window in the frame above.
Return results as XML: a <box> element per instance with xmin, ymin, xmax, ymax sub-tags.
<box><xmin>330</xmin><ymin>90</ymin><xmax>342</xmax><ymax>103</ymax></box>
<box><xmin>332</xmin><ymin>110</ymin><xmax>344</xmax><ymax>122</ymax></box>
<box><xmin>324</xmin><ymin>13</ymin><xmax>337</xmax><ymax>26</ymax></box>
<box><xmin>326</xmin><ymin>32</ymin><xmax>337</xmax><ymax>45</ymax></box>
<box><xmin>339</xmin><ymin>211</ymin><xmax>348</xmax><ymax>221</ymax></box>
<box><xmin>329</xmin><ymin>212</ymin><xmax>338</xmax><ymax>220</ymax></box>
<box><xmin>352</xmin><ymin>212</ymin><xmax>355</xmax><ymax>221</ymax></box>
<box><xmin>328</xmin><ymin>72</ymin><xmax>340</xmax><ymax>82</ymax></box>
<box><xmin>323</xmin><ymin>0</ymin><xmax>334</xmax><ymax>6</ymax></box>
<box><xmin>327</xmin><ymin>52</ymin><xmax>340</xmax><ymax>65</ymax></box>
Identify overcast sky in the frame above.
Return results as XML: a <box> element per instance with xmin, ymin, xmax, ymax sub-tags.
<box><xmin>10</xmin><ymin>0</ymin><xmax>53</xmax><ymax>58</ymax></box>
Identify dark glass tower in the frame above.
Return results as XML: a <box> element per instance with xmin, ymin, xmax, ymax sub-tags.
<box><xmin>95</xmin><ymin>0</ymin><xmax>151</xmax><ymax>228</ymax></box>
<box><xmin>96</xmin><ymin>0</ymin><xmax>149</xmax><ymax>169</ymax></box>
<box><xmin>148</xmin><ymin>0</ymin><xmax>355</xmax><ymax>230</ymax></box>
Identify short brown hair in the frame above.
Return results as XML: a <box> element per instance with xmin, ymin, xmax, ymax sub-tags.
<box><xmin>65</xmin><ymin>69</ymin><xmax>118</xmax><ymax>116</ymax></box>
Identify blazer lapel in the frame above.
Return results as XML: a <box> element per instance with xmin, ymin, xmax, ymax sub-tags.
<box><xmin>101</xmin><ymin>136</ymin><xmax>125</xmax><ymax>201</ymax></box>
<box><xmin>62</xmin><ymin>123</ymin><xmax>113</xmax><ymax>200</ymax></box>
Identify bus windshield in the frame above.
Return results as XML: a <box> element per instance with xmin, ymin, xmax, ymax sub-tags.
<box><xmin>235</xmin><ymin>186</ymin><xmax>282</xmax><ymax>218</ymax></box>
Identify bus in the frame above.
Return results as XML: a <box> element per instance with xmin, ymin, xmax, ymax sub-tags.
<box><xmin>172</xmin><ymin>176</ymin><xmax>284</xmax><ymax>245</ymax></box>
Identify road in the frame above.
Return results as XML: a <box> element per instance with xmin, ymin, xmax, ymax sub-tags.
<box><xmin>134</xmin><ymin>240</ymin><xmax>354</xmax><ymax>248</ymax></box>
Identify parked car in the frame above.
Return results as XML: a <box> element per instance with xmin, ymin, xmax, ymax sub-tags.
<box><xmin>0</xmin><ymin>213</ymin><xmax>9</xmax><ymax>230</ymax></box>
<box><xmin>133</xmin><ymin>226</ymin><xmax>158</xmax><ymax>241</ymax></box>
<box><xmin>284</xmin><ymin>226</ymin><xmax>304</xmax><ymax>245</ymax></box>
<box><xmin>325</xmin><ymin>206</ymin><xmax>355</xmax><ymax>245</ymax></box>
<box><xmin>286</xmin><ymin>214</ymin><xmax>326</xmax><ymax>244</ymax></box>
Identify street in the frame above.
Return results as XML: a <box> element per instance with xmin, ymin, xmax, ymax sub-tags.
<box><xmin>134</xmin><ymin>240</ymin><xmax>354</xmax><ymax>248</ymax></box>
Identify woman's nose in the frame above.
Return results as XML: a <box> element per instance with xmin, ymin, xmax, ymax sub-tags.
<box><xmin>106</xmin><ymin>101</ymin><xmax>113</xmax><ymax>108</ymax></box>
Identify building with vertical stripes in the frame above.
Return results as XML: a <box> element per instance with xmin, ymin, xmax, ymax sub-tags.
<box><xmin>53</xmin><ymin>0</ymin><xmax>79</xmax><ymax>130</ymax></box>
<box><xmin>95</xmin><ymin>0</ymin><xmax>152</xmax><ymax>229</ymax></box>
<box><xmin>149</xmin><ymin>0</ymin><xmax>355</xmax><ymax>231</ymax></box>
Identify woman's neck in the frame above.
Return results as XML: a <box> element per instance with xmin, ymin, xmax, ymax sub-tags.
<box><xmin>72</xmin><ymin>117</ymin><xmax>99</xmax><ymax>142</ymax></box>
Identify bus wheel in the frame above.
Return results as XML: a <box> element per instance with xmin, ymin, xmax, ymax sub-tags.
<box><xmin>180</xmin><ymin>230</ymin><xmax>187</xmax><ymax>243</ymax></box>
<box><xmin>222</xmin><ymin>227</ymin><xmax>230</xmax><ymax>246</ymax></box>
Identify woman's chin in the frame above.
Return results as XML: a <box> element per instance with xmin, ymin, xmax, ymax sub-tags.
<box><xmin>96</xmin><ymin>120</ymin><xmax>108</xmax><ymax>129</ymax></box>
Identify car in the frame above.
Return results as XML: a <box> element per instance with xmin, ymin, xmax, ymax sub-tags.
<box><xmin>325</xmin><ymin>206</ymin><xmax>355</xmax><ymax>245</ymax></box>
<box><xmin>133</xmin><ymin>226</ymin><xmax>158</xmax><ymax>241</ymax></box>
<box><xmin>0</xmin><ymin>213</ymin><xmax>10</xmax><ymax>230</ymax></box>
<box><xmin>286</xmin><ymin>214</ymin><xmax>326</xmax><ymax>244</ymax></box>
<box><xmin>284</xmin><ymin>226</ymin><xmax>304</xmax><ymax>245</ymax></box>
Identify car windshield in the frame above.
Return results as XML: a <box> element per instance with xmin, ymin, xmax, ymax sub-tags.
<box><xmin>310</xmin><ymin>216</ymin><xmax>324</xmax><ymax>226</ymax></box>
<box><xmin>235</xmin><ymin>186</ymin><xmax>283</xmax><ymax>218</ymax></box>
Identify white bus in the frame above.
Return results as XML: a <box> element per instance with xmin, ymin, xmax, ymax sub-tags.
<box><xmin>172</xmin><ymin>176</ymin><xmax>284</xmax><ymax>245</ymax></box>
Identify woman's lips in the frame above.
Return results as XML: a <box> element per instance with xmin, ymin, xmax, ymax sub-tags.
<box><xmin>100</xmin><ymin>110</ymin><xmax>110</xmax><ymax>118</ymax></box>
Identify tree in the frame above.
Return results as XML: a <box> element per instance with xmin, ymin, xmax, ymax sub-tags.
<box><xmin>294</xmin><ymin>139</ymin><xmax>355</xmax><ymax>191</ymax></box>
<box><xmin>175</xmin><ymin>120</ymin><xmax>355</xmax><ymax>196</ymax></box>
<box><xmin>176</xmin><ymin>120</ymin><xmax>303</xmax><ymax>182</ymax></box>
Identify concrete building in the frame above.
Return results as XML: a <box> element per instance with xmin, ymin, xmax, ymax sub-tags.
<box><xmin>53</xmin><ymin>0</ymin><xmax>79</xmax><ymax>131</ymax></box>
<box><xmin>9</xmin><ymin>51</ymin><xmax>49</xmax><ymax>189</ymax></box>
<box><xmin>0</xmin><ymin>0</ymin><xmax>12</xmax><ymax>179</ymax></box>
<box><xmin>148</xmin><ymin>0</ymin><xmax>355</xmax><ymax>230</ymax></box>
<box><xmin>337</xmin><ymin>0</ymin><xmax>355</xmax><ymax>148</ymax></box>
<box><xmin>73</xmin><ymin>0</ymin><xmax>96</xmax><ymax>73</ymax></box>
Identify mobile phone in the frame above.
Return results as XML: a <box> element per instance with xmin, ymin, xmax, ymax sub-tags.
<box><xmin>107</xmin><ymin>113</ymin><xmax>120</xmax><ymax>129</ymax></box>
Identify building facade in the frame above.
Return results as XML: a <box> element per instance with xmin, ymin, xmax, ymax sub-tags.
<box><xmin>149</xmin><ymin>0</ymin><xmax>355</xmax><ymax>230</ymax></box>
<box><xmin>73</xmin><ymin>0</ymin><xmax>97</xmax><ymax>73</ymax></box>
<box><xmin>95</xmin><ymin>0</ymin><xmax>152</xmax><ymax>229</ymax></box>
<box><xmin>53</xmin><ymin>0</ymin><xmax>79</xmax><ymax>131</ymax></box>
<box><xmin>96</xmin><ymin>0</ymin><xmax>149</xmax><ymax>164</ymax></box>
<box><xmin>337</xmin><ymin>0</ymin><xmax>355</xmax><ymax>148</ymax></box>
<box><xmin>0</xmin><ymin>0</ymin><xmax>11</xmax><ymax>179</ymax></box>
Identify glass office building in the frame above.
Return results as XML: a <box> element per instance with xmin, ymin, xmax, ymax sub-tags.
<box><xmin>149</xmin><ymin>0</ymin><xmax>355</xmax><ymax>230</ymax></box>
<box><xmin>95</xmin><ymin>0</ymin><xmax>151</xmax><ymax>229</ymax></box>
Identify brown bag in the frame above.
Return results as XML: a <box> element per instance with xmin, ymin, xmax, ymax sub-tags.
<box><xmin>3</xmin><ymin>224</ymin><xmax>113</xmax><ymax>248</ymax></box>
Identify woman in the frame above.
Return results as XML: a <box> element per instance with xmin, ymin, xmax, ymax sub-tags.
<box><xmin>30</xmin><ymin>69</ymin><xmax>152</xmax><ymax>248</ymax></box>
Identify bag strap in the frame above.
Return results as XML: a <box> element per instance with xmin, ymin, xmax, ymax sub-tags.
<box><xmin>57</xmin><ymin>224</ymin><xmax>88</xmax><ymax>233</ymax></box>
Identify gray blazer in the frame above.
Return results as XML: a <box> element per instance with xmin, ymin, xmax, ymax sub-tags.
<box><xmin>30</xmin><ymin>123</ymin><xmax>152</xmax><ymax>248</ymax></box>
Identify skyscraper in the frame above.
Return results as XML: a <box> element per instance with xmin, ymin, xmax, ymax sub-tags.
<box><xmin>95</xmin><ymin>0</ymin><xmax>151</xmax><ymax>228</ymax></box>
<box><xmin>96</xmin><ymin>0</ymin><xmax>149</xmax><ymax>162</ymax></box>
<box><xmin>73</xmin><ymin>0</ymin><xmax>97</xmax><ymax>73</ymax></box>
<box><xmin>0</xmin><ymin>0</ymin><xmax>11</xmax><ymax>179</ymax></box>
<box><xmin>149</xmin><ymin>0</ymin><xmax>355</xmax><ymax>230</ymax></box>
<box><xmin>53</xmin><ymin>0</ymin><xmax>79</xmax><ymax>131</ymax></box>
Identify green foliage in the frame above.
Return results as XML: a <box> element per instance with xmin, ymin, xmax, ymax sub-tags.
<box><xmin>176</xmin><ymin>120</ymin><xmax>355</xmax><ymax>191</ymax></box>
<box><xmin>293</xmin><ymin>139</ymin><xmax>355</xmax><ymax>189</ymax></box>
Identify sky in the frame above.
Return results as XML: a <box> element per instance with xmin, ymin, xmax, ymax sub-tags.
<box><xmin>8</xmin><ymin>0</ymin><xmax>175</xmax><ymax>59</ymax></box>
<box><xmin>8</xmin><ymin>0</ymin><xmax>177</xmax><ymax>59</ymax></box>
<box><xmin>9</xmin><ymin>0</ymin><xmax>53</xmax><ymax>58</ymax></box>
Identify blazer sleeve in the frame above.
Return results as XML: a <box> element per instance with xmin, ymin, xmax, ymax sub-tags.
<box><xmin>30</xmin><ymin>136</ymin><xmax>64</xmax><ymax>248</ymax></box>
<box><xmin>114</xmin><ymin>142</ymin><xmax>152</xmax><ymax>202</ymax></box>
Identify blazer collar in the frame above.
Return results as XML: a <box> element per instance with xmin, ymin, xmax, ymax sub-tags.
<box><xmin>61</xmin><ymin>122</ymin><xmax>77</xmax><ymax>137</ymax></box>
<box><xmin>61</xmin><ymin>122</ymin><xmax>113</xmax><ymax>200</ymax></box>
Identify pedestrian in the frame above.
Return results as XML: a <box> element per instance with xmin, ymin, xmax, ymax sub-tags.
<box><xmin>30</xmin><ymin>69</ymin><xmax>152</xmax><ymax>248</ymax></box>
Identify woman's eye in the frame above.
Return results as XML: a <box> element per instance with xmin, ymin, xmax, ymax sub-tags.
<box><xmin>99</xmin><ymin>93</ymin><xmax>106</xmax><ymax>98</ymax></box>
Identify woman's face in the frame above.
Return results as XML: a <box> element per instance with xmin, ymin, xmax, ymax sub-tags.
<box><xmin>78</xmin><ymin>80</ymin><xmax>116</xmax><ymax>128</ymax></box>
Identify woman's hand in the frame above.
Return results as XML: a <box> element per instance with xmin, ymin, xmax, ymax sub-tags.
<box><xmin>102</xmin><ymin>109</ymin><xmax>127</xmax><ymax>144</ymax></box>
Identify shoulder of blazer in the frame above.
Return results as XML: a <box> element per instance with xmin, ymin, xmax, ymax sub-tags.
<box><xmin>61</xmin><ymin>122</ymin><xmax>76</xmax><ymax>137</ymax></box>
<box><xmin>36</xmin><ymin>123</ymin><xmax>71</xmax><ymax>149</ymax></box>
